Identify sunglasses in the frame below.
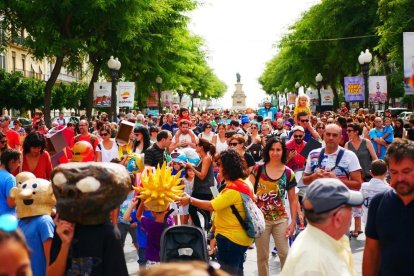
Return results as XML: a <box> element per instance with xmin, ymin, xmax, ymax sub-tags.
<box><xmin>300</xmin><ymin>119</ymin><xmax>310</xmax><ymax>123</ymax></box>
<box><xmin>294</xmin><ymin>135</ymin><xmax>303</xmax><ymax>139</ymax></box>
<box><xmin>100</xmin><ymin>133</ymin><xmax>109</xmax><ymax>136</ymax></box>
<box><xmin>205</xmin><ymin>126</ymin><xmax>212</xmax><ymax>129</ymax></box>
<box><xmin>317</xmin><ymin>127</ymin><xmax>325</xmax><ymax>129</ymax></box>
<box><xmin>229</xmin><ymin>142</ymin><xmax>240</xmax><ymax>147</ymax></box>
<box><xmin>250</xmin><ymin>127</ymin><xmax>257</xmax><ymax>129</ymax></box>
<box><xmin>346</xmin><ymin>129</ymin><xmax>354</xmax><ymax>133</ymax></box>
<box><xmin>0</xmin><ymin>140</ymin><xmax>7</xmax><ymax>144</ymax></box>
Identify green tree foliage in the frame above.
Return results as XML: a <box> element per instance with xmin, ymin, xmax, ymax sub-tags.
<box><xmin>260</xmin><ymin>0</ymin><xmax>379</xmax><ymax>109</ymax></box>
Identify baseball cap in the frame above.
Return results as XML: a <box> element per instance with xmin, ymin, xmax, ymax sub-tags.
<box><xmin>304</xmin><ymin>178</ymin><xmax>364</xmax><ymax>214</ymax></box>
<box><xmin>171</xmin><ymin>150</ymin><xmax>187</xmax><ymax>163</ymax></box>
<box><xmin>241</xmin><ymin>115</ymin><xmax>250</xmax><ymax>125</ymax></box>
<box><xmin>291</xmin><ymin>125</ymin><xmax>305</xmax><ymax>133</ymax></box>
<box><xmin>284</xmin><ymin>121</ymin><xmax>292</xmax><ymax>127</ymax></box>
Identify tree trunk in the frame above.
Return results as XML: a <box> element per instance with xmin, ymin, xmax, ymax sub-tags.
<box><xmin>332</xmin><ymin>86</ymin><xmax>339</xmax><ymax>111</ymax></box>
<box><xmin>87</xmin><ymin>59</ymin><xmax>102</xmax><ymax>120</ymax></box>
<box><xmin>44</xmin><ymin>55</ymin><xmax>64</xmax><ymax>127</ymax></box>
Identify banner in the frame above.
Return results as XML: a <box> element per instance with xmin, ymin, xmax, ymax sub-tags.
<box><xmin>117</xmin><ymin>82</ymin><xmax>135</xmax><ymax>108</ymax></box>
<box><xmin>278</xmin><ymin>95</ymin><xmax>286</xmax><ymax>109</ymax></box>
<box><xmin>161</xmin><ymin>91</ymin><xmax>173</xmax><ymax>107</ymax></box>
<box><xmin>306</xmin><ymin>89</ymin><xmax>319</xmax><ymax>112</ymax></box>
<box><xmin>344</xmin><ymin>76</ymin><xmax>364</xmax><ymax>102</ymax></box>
<box><xmin>287</xmin><ymin>93</ymin><xmax>297</xmax><ymax>105</ymax></box>
<box><xmin>181</xmin><ymin>95</ymin><xmax>191</xmax><ymax>108</ymax></box>
<box><xmin>369</xmin><ymin>76</ymin><xmax>387</xmax><ymax>103</ymax></box>
<box><xmin>146</xmin><ymin>91</ymin><xmax>158</xmax><ymax>107</ymax></box>
<box><xmin>404</xmin><ymin>32</ymin><xmax>414</xmax><ymax>94</ymax></box>
<box><xmin>320</xmin><ymin>89</ymin><xmax>334</xmax><ymax>106</ymax></box>
<box><xmin>193</xmin><ymin>98</ymin><xmax>201</xmax><ymax>108</ymax></box>
<box><xmin>93</xmin><ymin>82</ymin><xmax>112</xmax><ymax>107</ymax></box>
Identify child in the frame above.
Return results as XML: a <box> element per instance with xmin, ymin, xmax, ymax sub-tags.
<box><xmin>375</xmin><ymin>117</ymin><xmax>394</xmax><ymax>156</ymax></box>
<box><xmin>179</xmin><ymin>168</ymin><xmax>195</xmax><ymax>224</ymax></box>
<box><xmin>123</xmin><ymin>197</ymin><xmax>154</xmax><ymax>270</ymax></box>
<box><xmin>360</xmin><ymin>160</ymin><xmax>391</xmax><ymax>227</ymax></box>
<box><xmin>170</xmin><ymin>160</ymin><xmax>186</xmax><ymax>224</ymax></box>
<box><xmin>293</xmin><ymin>94</ymin><xmax>312</xmax><ymax>119</ymax></box>
<box><xmin>136</xmin><ymin>200</ymin><xmax>173</xmax><ymax>267</ymax></box>
<box><xmin>177</xmin><ymin>108</ymin><xmax>191</xmax><ymax>125</ymax></box>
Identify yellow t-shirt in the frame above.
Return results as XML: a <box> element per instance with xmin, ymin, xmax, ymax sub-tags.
<box><xmin>211</xmin><ymin>188</ymin><xmax>254</xmax><ymax>246</ymax></box>
<box><xmin>293</xmin><ymin>106</ymin><xmax>312</xmax><ymax>117</ymax></box>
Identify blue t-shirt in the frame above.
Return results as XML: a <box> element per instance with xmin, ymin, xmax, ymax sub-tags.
<box><xmin>369</xmin><ymin>128</ymin><xmax>387</xmax><ymax>159</ymax></box>
<box><xmin>383</xmin><ymin>125</ymin><xmax>394</xmax><ymax>143</ymax></box>
<box><xmin>19</xmin><ymin>215</ymin><xmax>54</xmax><ymax>276</ymax></box>
<box><xmin>131</xmin><ymin>210</ymin><xmax>153</xmax><ymax>248</ymax></box>
<box><xmin>0</xmin><ymin>169</ymin><xmax>16</xmax><ymax>215</ymax></box>
<box><xmin>118</xmin><ymin>192</ymin><xmax>135</xmax><ymax>224</ymax></box>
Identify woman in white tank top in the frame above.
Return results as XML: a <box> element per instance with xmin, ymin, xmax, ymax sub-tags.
<box><xmin>212</xmin><ymin>123</ymin><xmax>228</xmax><ymax>154</ymax></box>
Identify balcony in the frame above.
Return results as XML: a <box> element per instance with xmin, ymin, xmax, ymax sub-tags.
<box><xmin>13</xmin><ymin>68</ymin><xmax>45</xmax><ymax>80</ymax></box>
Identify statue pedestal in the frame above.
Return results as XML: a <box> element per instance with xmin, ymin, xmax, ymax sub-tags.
<box><xmin>231</xmin><ymin>82</ymin><xmax>247</xmax><ymax>111</ymax></box>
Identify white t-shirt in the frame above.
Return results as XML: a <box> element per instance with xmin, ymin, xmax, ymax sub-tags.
<box><xmin>172</xmin><ymin>133</ymin><xmax>195</xmax><ymax>148</ymax></box>
<box><xmin>360</xmin><ymin>178</ymin><xmax>392</xmax><ymax>225</ymax></box>
<box><xmin>304</xmin><ymin>147</ymin><xmax>361</xmax><ymax>180</ymax></box>
<box><xmin>96</xmin><ymin>139</ymin><xmax>119</xmax><ymax>162</ymax></box>
<box><xmin>198</xmin><ymin>131</ymin><xmax>214</xmax><ymax>143</ymax></box>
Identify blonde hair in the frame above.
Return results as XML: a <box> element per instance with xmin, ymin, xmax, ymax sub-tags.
<box><xmin>295</xmin><ymin>94</ymin><xmax>310</xmax><ymax>107</ymax></box>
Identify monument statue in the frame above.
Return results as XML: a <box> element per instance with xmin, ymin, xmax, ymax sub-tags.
<box><xmin>236</xmin><ymin>72</ymin><xmax>241</xmax><ymax>83</ymax></box>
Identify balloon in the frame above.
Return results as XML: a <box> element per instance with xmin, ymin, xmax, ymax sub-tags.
<box><xmin>0</xmin><ymin>214</ymin><xmax>18</xmax><ymax>232</ymax></box>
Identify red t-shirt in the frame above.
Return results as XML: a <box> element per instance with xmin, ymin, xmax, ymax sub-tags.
<box><xmin>286</xmin><ymin>139</ymin><xmax>307</xmax><ymax>171</ymax></box>
<box><xmin>4</xmin><ymin>129</ymin><xmax>21</xmax><ymax>149</ymax></box>
<box><xmin>13</xmin><ymin>151</ymin><xmax>53</xmax><ymax>180</ymax></box>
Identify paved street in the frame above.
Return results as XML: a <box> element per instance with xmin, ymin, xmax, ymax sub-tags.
<box><xmin>124</xmin><ymin>230</ymin><xmax>365</xmax><ymax>275</ymax></box>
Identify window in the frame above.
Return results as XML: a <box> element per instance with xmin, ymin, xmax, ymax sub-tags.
<box><xmin>21</xmin><ymin>54</ymin><xmax>26</xmax><ymax>76</ymax></box>
<box><xmin>11</xmin><ymin>51</ymin><xmax>16</xmax><ymax>72</ymax></box>
<box><xmin>0</xmin><ymin>52</ymin><xmax>5</xmax><ymax>69</ymax></box>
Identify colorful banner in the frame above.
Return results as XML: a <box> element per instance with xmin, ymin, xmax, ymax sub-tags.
<box><xmin>287</xmin><ymin>93</ymin><xmax>297</xmax><ymax>105</ymax></box>
<box><xmin>404</xmin><ymin>32</ymin><xmax>414</xmax><ymax>95</ymax></box>
<box><xmin>117</xmin><ymin>82</ymin><xmax>135</xmax><ymax>108</ymax></box>
<box><xmin>306</xmin><ymin>89</ymin><xmax>319</xmax><ymax>112</ymax></box>
<box><xmin>320</xmin><ymin>89</ymin><xmax>334</xmax><ymax>106</ymax></box>
<box><xmin>344</xmin><ymin>76</ymin><xmax>364</xmax><ymax>102</ymax></box>
<box><xmin>368</xmin><ymin>76</ymin><xmax>387</xmax><ymax>104</ymax></box>
<box><xmin>278</xmin><ymin>95</ymin><xmax>286</xmax><ymax>109</ymax></box>
<box><xmin>93</xmin><ymin>82</ymin><xmax>112</xmax><ymax>107</ymax></box>
<box><xmin>146</xmin><ymin>91</ymin><xmax>158</xmax><ymax>107</ymax></box>
<box><xmin>161</xmin><ymin>91</ymin><xmax>173</xmax><ymax>107</ymax></box>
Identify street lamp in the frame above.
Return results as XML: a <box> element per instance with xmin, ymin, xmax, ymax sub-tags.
<box><xmin>107</xmin><ymin>56</ymin><xmax>121</xmax><ymax>122</ymax></box>
<box><xmin>177</xmin><ymin>84</ymin><xmax>184</xmax><ymax>106</ymax></box>
<box><xmin>358</xmin><ymin>49</ymin><xmax>373</xmax><ymax>109</ymax></box>
<box><xmin>295</xmin><ymin>82</ymin><xmax>300</xmax><ymax>95</ymax></box>
<box><xmin>156</xmin><ymin>76</ymin><xmax>163</xmax><ymax>114</ymax></box>
<box><xmin>315</xmin><ymin>73</ymin><xmax>323</xmax><ymax>112</ymax></box>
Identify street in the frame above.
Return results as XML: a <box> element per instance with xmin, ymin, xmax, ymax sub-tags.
<box><xmin>123</xmin><ymin>230</ymin><xmax>365</xmax><ymax>275</ymax></box>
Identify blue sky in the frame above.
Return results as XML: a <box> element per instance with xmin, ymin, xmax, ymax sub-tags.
<box><xmin>190</xmin><ymin>0</ymin><xmax>319</xmax><ymax>108</ymax></box>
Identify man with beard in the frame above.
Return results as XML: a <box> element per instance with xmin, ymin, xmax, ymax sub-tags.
<box><xmin>169</xmin><ymin>119</ymin><xmax>198</xmax><ymax>151</ymax></box>
<box><xmin>288</xmin><ymin>111</ymin><xmax>320</xmax><ymax>142</ymax></box>
<box><xmin>273</xmin><ymin>118</ymin><xmax>289</xmax><ymax>142</ymax></box>
<box><xmin>363</xmin><ymin>138</ymin><xmax>414</xmax><ymax>276</ymax></box>
<box><xmin>286</xmin><ymin>126</ymin><xmax>307</xmax><ymax>172</ymax></box>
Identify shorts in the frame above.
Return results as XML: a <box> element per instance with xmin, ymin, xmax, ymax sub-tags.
<box><xmin>352</xmin><ymin>206</ymin><xmax>363</xmax><ymax>217</ymax></box>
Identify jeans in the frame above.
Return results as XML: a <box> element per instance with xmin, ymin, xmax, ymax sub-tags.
<box><xmin>216</xmin><ymin>234</ymin><xmax>248</xmax><ymax>276</ymax></box>
<box><xmin>256</xmin><ymin>218</ymin><xmax>289</xmax><ymax>276</ymax></box>
<box><xmin>189</xmin><ymin>193</ymin><xmax>212</xmax><ymax>228</ymax></box>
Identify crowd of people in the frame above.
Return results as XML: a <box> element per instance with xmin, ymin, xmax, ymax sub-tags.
<box><xmin>0</xmin><ymin>98</ymin><xmax>414</xmax><ymax>276</ymax></box>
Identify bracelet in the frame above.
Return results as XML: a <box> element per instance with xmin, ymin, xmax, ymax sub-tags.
<box><xmin>189</xmin><ymin>197</ymin><xmax>193</xmax><ymax>205</ymax></box>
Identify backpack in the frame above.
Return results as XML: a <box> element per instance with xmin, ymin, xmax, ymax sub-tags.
<box><xmin>311</xmin><ymin>148</ymin><xmax>350</xmax><ymax>179</ymax></box>
<box><xmin>230</xmin><ymin>192</ymin><xmax>265</xmax><ymax>239</ymax></box>
<box><xmin>227</xmin><ymin>180</ymin><xmax>265</xmax><ymax>239</ymax></box>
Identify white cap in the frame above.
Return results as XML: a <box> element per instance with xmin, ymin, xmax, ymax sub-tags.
<box><xmin>291</xmin><ymin>125</ymin><xmax>305</xmax><ymax>133</ymax></box>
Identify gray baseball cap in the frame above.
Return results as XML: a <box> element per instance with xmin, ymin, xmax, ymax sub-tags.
<box><xmin>304</xmin><ymin>178</ymin><xmax>364</xmax><ymax>214</ymax></box>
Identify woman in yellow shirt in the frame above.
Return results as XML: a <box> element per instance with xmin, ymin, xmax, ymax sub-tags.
<box><xmin>180</xmin><ymin>149</ymin><xmax>254</xmax><ymax>276</ymax></box>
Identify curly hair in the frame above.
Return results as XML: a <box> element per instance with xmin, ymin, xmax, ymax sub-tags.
<box><xmin>385</xmin><ymin>138</ymin><xmax>414</xmax><ymax>165</ymax></box>
<box><xmin>218</xmin><ymin>149</ymin><xmax>248</xmax><ymax>181</ymax></box>
<box><xmin>262</xmin><ymin>137</ymin><xmax>287</xmax><ymax>164</ymax></box>
<box><xmin>23</xmin><ymin>132</ymin><xmax>46</xmax><ymax>155</ymax></box>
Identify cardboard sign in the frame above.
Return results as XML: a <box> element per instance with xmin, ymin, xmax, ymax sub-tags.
<box><xmin>116</xmin><ymin>120</ymin><xmax>135</xmax><ymax>146</ymax></box>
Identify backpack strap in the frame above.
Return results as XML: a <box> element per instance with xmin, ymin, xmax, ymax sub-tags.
<box><xmin>230</xmin><ymin>204</ymin><xmax>249</xmax><ymax>231</ymax></box>
<box><xmin>254</xmin><ymin>164</ymin><xmax>263</xmax><ymax>193</ymax></box>
<box><xmin>317</xmin><ymin>148</ymin><xmax>325</xmax><ymax>168</ymax></box>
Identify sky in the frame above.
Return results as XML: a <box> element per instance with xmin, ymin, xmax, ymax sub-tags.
<box><xmin>189</xmin><ymin>0</ymin><xmax>319</xmax><ymax>108</ymax></box>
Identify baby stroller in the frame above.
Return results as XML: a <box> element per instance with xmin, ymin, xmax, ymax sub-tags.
<box><xmin>160</xmin><ymin>209</ymin><xmax>209</xmax><ymax>262</ymax></box>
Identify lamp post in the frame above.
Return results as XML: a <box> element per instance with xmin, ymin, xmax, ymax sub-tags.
<box><xmin>358</xmin><ymin>49</ymin><xmax>373</xmax><ymax>109</ymax></box>
<box><xmin>190</xmin><ymin>89</ymin><xmax>195</xmax><ymax>113</ymax></box>
<box><xmin>107</xmin><ymin>56</ymin><xmax>121</xmax><ymax>122</ymax></box>
<box><xmin>177</xmin><ymin>84</ymin><xmax>184</xmax><ymax>106</ymax></box>
<box><xmin>315</xmin><ymin>73</ymin><xmax>323</xmax><ymax>112</ymax></box>
<box><xmin>156</xmin><ymin>76</ymin><xmax>163</xmax><ymax>114</ymax></box>
<box><xmin>295</xmin><ymin>82</ymin><xmax>300</xmax><ymax>95</ymax></box>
